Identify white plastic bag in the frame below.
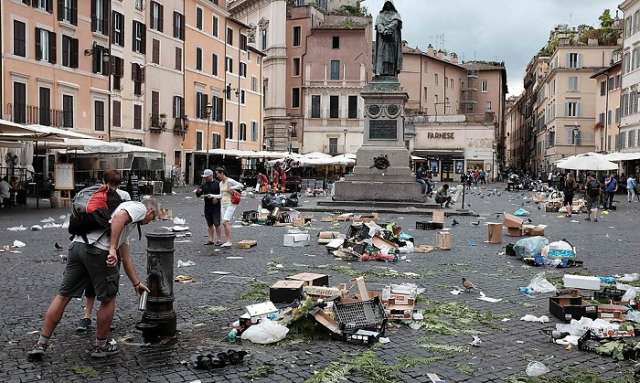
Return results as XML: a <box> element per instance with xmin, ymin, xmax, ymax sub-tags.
<box><xmin>626</xmin><ymin>310</ymin><xmax>640</xmax><ymax>323</ymax></box>
<box><xmin>520</xmin><ymin>314</ymin><xmax>549</xmax><ymax>323</ymax></box>
<box><xmin>527</xmin><ymin>273</ymin><xmax>557</xmax><ymax>294</ymax></box>
<box><xmin>240</xmin><ymin>319</ymin><xmax>289</xmax><ymax>344</ymax></box>
<box><xmin>526</xmin><ymin>361</ymin><xmax>550</xmax><ymax>377</ymax></box>
<box><xmin>622</xmin><ymin>287</ymin><xmax>639</xmax><ymax>303</ymax></box>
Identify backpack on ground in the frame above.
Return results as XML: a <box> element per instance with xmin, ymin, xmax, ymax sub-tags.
<box><xmin>68</xmin><ymin>185</ymin><xmax>123</xmax><ymax>242</ymax></box>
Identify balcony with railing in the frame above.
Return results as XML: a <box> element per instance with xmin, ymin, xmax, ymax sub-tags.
<box><xmin>5</xmin><ymin>103</ymin><xmax>72</xmax><ymax>128</ymax></box>
<box><xmin>149</xmin><ymin>114</ymin><xmax>166</xmax><ymax>133</ymax></box>
<box><xmin>173</xmin><ymin>116</ymin><xmax>188</xmax><ymax>136</ymax></box>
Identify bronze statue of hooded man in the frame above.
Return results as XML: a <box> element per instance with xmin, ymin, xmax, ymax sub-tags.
<box><xmin>374</xmin><ymin>1</ymin><xmax>403</xmax><ymax>78</ymax></box>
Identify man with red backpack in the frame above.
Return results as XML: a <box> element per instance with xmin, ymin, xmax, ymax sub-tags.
<box><xmin>28</xmin><ymin>173</ymin><xmax>158</xmax><ymax>360</ymax></box>
<box><xmin>77</xmin><ymin>170</ymin><xmax>131</xmax><ymax>333</ymax></box>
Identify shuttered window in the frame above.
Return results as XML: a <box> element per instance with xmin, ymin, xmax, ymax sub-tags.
<box><xmin>112</xmin><ymin>100</ymin><xmax>121</xmax><ymax>127</ymax></box>
<box><xmin>94</xmin><ymin>100</ymin><xmax>105</xmax><ymax>131</ymax></box>
<box><xmin>13</xmin><ymin>21</ymin><xmax>26</xmax><ymax>57</ymax></box>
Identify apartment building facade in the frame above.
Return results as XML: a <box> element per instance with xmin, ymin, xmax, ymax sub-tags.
<box><xmin>537</xmin><ymin>44</ymin><xmax>617</xmax><ymax>171</ymax></box>
<box><xmin>592</xmin><ymin>60</ymin><xmax>622</xmax><ymax>152</ymax></box>
<box><xmin>2</xmin><ymin>0</ymin><xmax>109</xmax><ymax>137</ymax></box>
<box><xmin>286</xmin><ymin>6</ymin><xmax>371</xmax><ymax>154</ymax></box>
<box><xmin>143</xmin><ymin>0</ymin><xmax>186</xmax><ymax>171</ymax></box>
<box><xmin>620</xmin><ymin>0</ymin><xmax>640</xmax><ymax>153</ymax></box>
<box><xmin>182</xmin><ymin>0</ymin><xmax>228</xmax><ymax>183</ymax></box>
<box><xmin>227</xmin><ymin>0</ymin><xmax>289</xmax><ymax>151</ymax></box>
<box><xmin>224</xmin><ymin>17</ymin><xmax>265</xmax><ymax>152</ymax></box>
<box><xmin>504</xmin><ymin>95</ymin><xmax>525</xmax><ymax>170</ymax></box>
<box><xmin>399</xmin><ymin>46</ymin><xmax>467</xmax><ymax>117</ymax></box>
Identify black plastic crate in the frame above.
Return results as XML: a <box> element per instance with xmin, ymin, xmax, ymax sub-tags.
<box><xmin>333</xmin><ymin>297</ymin><xmax>387</xmax><ymax>335</ymax></box>
<box><xmin>594</xmin><ymin>287</ymin><xmax>626</xmax><ymax>304</ymax></box>
<box><xmin>416</xmin><ymin>221</ymin><xmax>444</xmax><ymax>230</ymax></box>
<box><xmin>242</xmin><ymin>210</ymin><xmax>258</xmax><ymax>223</ymax></box>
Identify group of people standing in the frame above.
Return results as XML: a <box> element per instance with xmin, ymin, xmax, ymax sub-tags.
<box><xmin>462</xmin><ymin>169</ymin><xmax>487</xmax><ymax>189</ymax></box>
<box><xmin>195</xmin><ymin>168</ymin><xmax>243</xmax><ymax>247</ymax></box>
<box><xmin>561</xmin><ymin>172</ymin><xmax>639</xmax><ymax>222</ymax></box>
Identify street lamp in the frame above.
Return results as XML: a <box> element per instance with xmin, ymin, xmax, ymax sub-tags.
<box><xmin>205</xmin><ymin>103</ymin><xmax>213</xmax><ymax>168</ymax></box>
<box><xmin>343</xmin><ymin>128</ymin><xmax>348</xmax><ymax>154</ymax></box>
<box><xmin>572</xmin><ymin>127</ymin><xmax>580</xmax><ymax>156</ymax></box>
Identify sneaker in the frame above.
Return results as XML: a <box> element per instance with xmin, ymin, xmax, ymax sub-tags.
<box><xmin>27</xmin><ymin>343</ymin><xmax>48</xmax><ymax>361</ymax></box>
<box><xmin>221</xmin><ymin>242</ymin><xmax>233</xmax><ymax>248</ymax></box>
<box><xmin>76</xmin><ymin>318</ymin><xmax>91</xmax><ymax>333</ymax></box>
<box><xmin>215</xmin><ymin>241</ymin><xmax>223</xmax><ymax>247</ymax></box>
<box><xmin>89</xmin><ymin>339</ymin><xmax>119</xmax><ymax>358</ymax></box>
<box><xmin>204</xmin><ymin>241</ymin><xmax>215</xmax><ymax>246</ymax></box>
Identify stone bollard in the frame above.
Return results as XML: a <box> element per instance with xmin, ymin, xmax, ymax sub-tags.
<box><xmin>137</xmin><ymin>231</ymin><xmax>177</xmax><ymax>342</ymax></box>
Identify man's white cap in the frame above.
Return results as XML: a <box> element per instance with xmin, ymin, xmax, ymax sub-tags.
<box><xmin>202</xmin><ymin>169</ymin><xmax>214</xmax><ymax>177</ymax></box>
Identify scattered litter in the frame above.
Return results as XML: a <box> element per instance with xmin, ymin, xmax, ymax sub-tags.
<box><xmin>12</xmin><ymin>240</ymin><xmax>26</xmax><ymax>248</ymax></box>
<box><xmin>211</xmin><ymin>271</ymin><xmax>231</xmax><ymax>275</ymax></box>
<box><xmin>514</xmin><ymin>208</ymin><xmax>530</xmax><ymax>217</ymax></box>
<box><xmin>177</xmin><ymin>260</ymin><xmax>196</xmax><ymax>268</ymax></box>
<box><xmin>226</xmin><ymin>257</ymin><xmax>244</xmax><ymax>260</ymax></box>
<box><xmin>470</xmin><ymin>335</ymin><xmax>482</xmax><ymax>347</ymax></box>
<box><xmin>43</xmin><ymin>223</ymin><xmax>62</xmax><ymax>229</ymax></box>
<box><xmin>619</xmin><ymin>273</ymin><xmax>640</xmax><ymax>283</ymax></box>
<box><xmin>501</xmin><ymin>318</ymin><xmax>511</xmax><ymax>322</ymax></box>
<box><xmin>426</xmin><ymin>373</ymin><xmax>445</xmax><ymax>383</ymax></box>
<box><xmin>173</xmin><ymin>217</ymin><xmax>186</xmax><ymax>225</ymax></box>
<box><xmin>520</xmin><ymin>314</ymin><xmax>549</xmax><ymax>323</ymax></box>
<box><xmin>477</xmin><ymin>291</ymin><xmax>502</xmax><ymax>303</ymax></box>
<box><xmin>170</xmin><ymin>225</ymin><xmax>190</xmax><ymax>232</ymax></box>
<box><xmin>30</xmin><ymin>225</ymin><xmax>43</xmax><ymax>231</ymax></box>
<box><xmin>40</xmin><ymin>217</ymin><xmax>55</xmax><ymax>223</ymax></box>
<box><xmin>7</xmin><ymin>225</ymin><xmax>26</xmax><ymax>232</ymax></box>
<box><xmin>58</xmin><ymin>215</ymin><xmax>66</xmax><ymax>220</ymax></box>
<box><xmin>526</xmin><ymin>273</ymin><xmax>557</xmax><ymax>294</ymax></box>
<box><xmin>525</xmin><ymin>361</ymin><xmax>550</xmax><ymax>377</ymax></box>
<box><xmin>450</xmin><ymin>288</ymin><xmax>462</xmax><ymax>296</ymax></box>
<box><xmin>240</xmin><ymin>319</ymin><xmax>288</xmax><ymax>344</ymax></box>
<box><xmin>379</xmin><ymin>337</ymin><xmax>391</xmax><ymax>344</ymax></box>
<box><xmin>175</xmin><ymin>275</ymin><xmax>194</xmax><ymax>283</ymax></box>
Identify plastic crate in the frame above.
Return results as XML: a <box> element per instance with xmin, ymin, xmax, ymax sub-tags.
<box><xmin>594</xmin><ymin>287</ymin><xmax>626</xmax><ymax>304</ymax></box>
<box><xmin>242</xmin><ymin>210</ymin><xmax>258</xmax><ymax>223</ymax></box>
<box><xmin>416</xmin><ymin>221</ymin><xmax>444</xmax><ymax>230</ymax></box>
<box><xmin>333</xmin><ymin>297</ymin><xmax>387</xmax><ymax>335</ymax></box>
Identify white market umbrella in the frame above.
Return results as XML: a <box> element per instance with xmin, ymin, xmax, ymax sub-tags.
<box><xmin>557</xmin><ymin>152</ymin><xmax>618</xmax><ymax>171</ymax></box>
<box><xmin>605</xmin><ymin>152</ymin><xmax>640</xmax><ymax>162</ymax></box>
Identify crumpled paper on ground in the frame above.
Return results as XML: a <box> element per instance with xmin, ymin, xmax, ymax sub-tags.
<box><xmin>177</xmin><ymin>260</ymin><xmax>196</xmax><ymax>268</ymax></box>
<box><xmin>477</xmin><ymin>291</ymin><xmax>502</xmax><ymax>303</ymax></box>
<box><xmin>7</xmin><ymin>226</ymin><xmax>26</xmax><ymax>232</ymax></box>
<box><xmin>12</xmin><ymin>240</ymin><xmax>26</xmax><ymax>248</ymax></box>
<box><xmin>520</xmin><ymin>314</ymin><xmax>549</xmax><ymax>323</ymax></box>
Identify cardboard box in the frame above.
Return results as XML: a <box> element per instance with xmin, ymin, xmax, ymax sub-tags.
<box><xmin>503</xmin><ymin>213</ymin><xmax>524</xmax><ymax>229</ymax></box>
<box><xmin>318</xmin><ymin>231</ymin><xmax>344</xmax><ymax>244</ymax></box>
<box><xmin>507</xmin><ymin>227</ymin><xmax>524</xmax><ymax>237</ymax></box>
<box><xmin>563</xmin><ymin>275</ymin><xmax>601</xmax><ymax>290</ymax></box>
<box><xmin>549</xmin><ymin>294</ymin><xmax>597</xmax><ymax>322</ymax></box>
<box><xmin>270</xmin><ymin>280</ymin><xmax>305</xmax><ymax>303</ymax></box>
<box><xmin>597</xmin><ymin>304</ymin><xmax>628</xmax><ymax>322</ymax></box>
<box><xmin>287</xmin><ymin>272</ymin><xmax>329</xmax><ymax>286</ymax></box>
<box><xmin>304</xmin><ymin>285</ymin><xmax>343</xmax><ymax>298</ymax></box>
<box><xmin>245</xmin><ymin>302</ymin><xmax>279</xmax><ymax>322</ymax></box>
<box><xmin>284</xmin><ymin>230</ymin><xmax>310</xmax><ymax>247</ymax></box>
<box><xmin>237</xmin><ymin>240</ymin><xmax>257</xmax><ymax>249</ymax></box>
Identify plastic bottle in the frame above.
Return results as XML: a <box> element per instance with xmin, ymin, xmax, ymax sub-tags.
<box><xmin>227</xmin><ymin>328</ymin><xmax>238</xmax><ymax>343</ymax></box>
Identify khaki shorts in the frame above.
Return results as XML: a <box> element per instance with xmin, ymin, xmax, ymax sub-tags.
<box><xmin>58</xmin><ymin>242</ymin><xmax>120</xmax><ymax>302</ymax></box>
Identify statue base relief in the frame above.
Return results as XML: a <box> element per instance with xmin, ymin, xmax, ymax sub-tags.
<box><xmin>333</xmin><ymin>79</ymin><xmax>426</xmax><ymax>202</ymax></box>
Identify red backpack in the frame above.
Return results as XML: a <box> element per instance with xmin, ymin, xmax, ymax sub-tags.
<box><xmin>68</xmin><ymin>185</ymin><xmax>123</xmax><ymax>242</ymax></box>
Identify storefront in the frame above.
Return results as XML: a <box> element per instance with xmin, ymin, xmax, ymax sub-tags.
<box><xmin>407</xmin><ymin>116</ymin><xmax>497</xmax><ymax>183</ymax></box>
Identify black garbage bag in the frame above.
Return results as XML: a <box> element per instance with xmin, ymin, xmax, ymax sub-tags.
<box><xmin>285</xmin><ymin>193</ymin><xmax>299</xmax><ymax>208</ymax></box>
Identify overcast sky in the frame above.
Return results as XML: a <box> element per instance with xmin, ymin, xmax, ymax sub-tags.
<box><xmin>362</xmin><ymin>0</ymin><xmax>620</xmax><ymax>96</ymax></box>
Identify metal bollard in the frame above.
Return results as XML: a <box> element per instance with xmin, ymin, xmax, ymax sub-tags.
<box><xmin>136</xmin><ymin>231</ymin><xmax>177</xmax><ymax>341</ymax></box>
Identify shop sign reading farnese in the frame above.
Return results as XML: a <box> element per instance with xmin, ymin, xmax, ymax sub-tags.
<box><xmin>428</xmin><ymin>132</ymin><xmax>455</xmax><ymax>139</ymax></box>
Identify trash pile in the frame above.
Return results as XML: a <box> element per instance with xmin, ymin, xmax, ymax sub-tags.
<box><xmin>190</xmin><ymin>349</ymin><xmax>248</xmax><ymax>370</ymax></box>
<box><xmin>326</xmin><ymin>221</ymin><xmax>416</xmax><ymax>262</ymax></box>
<box><xmin>543</xmin><ymin>273</ymin><xmax>640</xmax><ymax>361</ymax></box>
<box><xmin>241</xmin><ymin>193</ymin><xmax>309</xmax><ymax>226</ymax></box>
<box><xmin>528</xmin><ymin>191</ymin><xmax>587</xmax><ymax>214</ymax></box>
<box><xmin>506</xmin><ymin>236</ymin><xmax>581</xmax><ymax>268</ymax></box>
<box><xmin>228</xmin><ymin>273</ymin><xmax>423</xmax><ymax>346</ymax></box>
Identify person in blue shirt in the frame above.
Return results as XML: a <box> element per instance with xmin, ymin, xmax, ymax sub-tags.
<box><xmin>603</xmin><ymin>174</ymin><xmax>618</xmax><ymax>210</ymax></box>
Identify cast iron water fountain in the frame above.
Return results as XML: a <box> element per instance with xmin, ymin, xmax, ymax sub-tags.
<box><xmin>136</xmin><ymin>231</ymin><xmax>177</xmax><ymax>343</ymax></box>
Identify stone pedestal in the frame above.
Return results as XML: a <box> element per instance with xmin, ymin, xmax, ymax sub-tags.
<box><xmin>334</xmin><ymin>79</ymin><xmax>425</xmax><ymax>202</ymax></box>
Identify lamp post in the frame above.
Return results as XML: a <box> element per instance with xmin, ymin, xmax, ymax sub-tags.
<box><xmin>343</xmin><ymin>128</ymin><xmax>348</xmax><ymax>154</ymax></box>
<box><xmin>205</xmin><ymin>103</ymin><xmax>213</xmax><ymax>168</ymax></box>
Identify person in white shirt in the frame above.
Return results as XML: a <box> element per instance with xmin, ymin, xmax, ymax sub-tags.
<box><xmin>77</xmin><ymin>170</ymin><xmax>131</xmax><ymax>333</ymax></box>
<box><xmin>216</xmin><ymin>167</ymin><xmax>243</xmax><ymax>248</ymax></box>
<box><xmin>28</xmin><ymin>193</ymin><xmax>157</xmax><ymax>361</ymax></box>
<box><xmin>0</xmin><ymin>176</ymin><xmax>11</xmax><ymax>207</ymax></box>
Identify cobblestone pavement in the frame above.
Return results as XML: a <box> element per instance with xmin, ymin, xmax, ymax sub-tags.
<box><xmin>1</xmin><ymin>184</ymin><xmax>639</xmax><ymax>382</ymax></box>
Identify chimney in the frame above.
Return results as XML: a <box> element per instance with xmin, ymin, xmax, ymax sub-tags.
<box><xmin>450</xmin><ymin>52</ymin><xmax>458</xmax><ymax>64</ymax></box>
<box><xmin>427</xmin><ymin>44</ymin><xmax>434</xmax><ymax>56</ymax></box>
